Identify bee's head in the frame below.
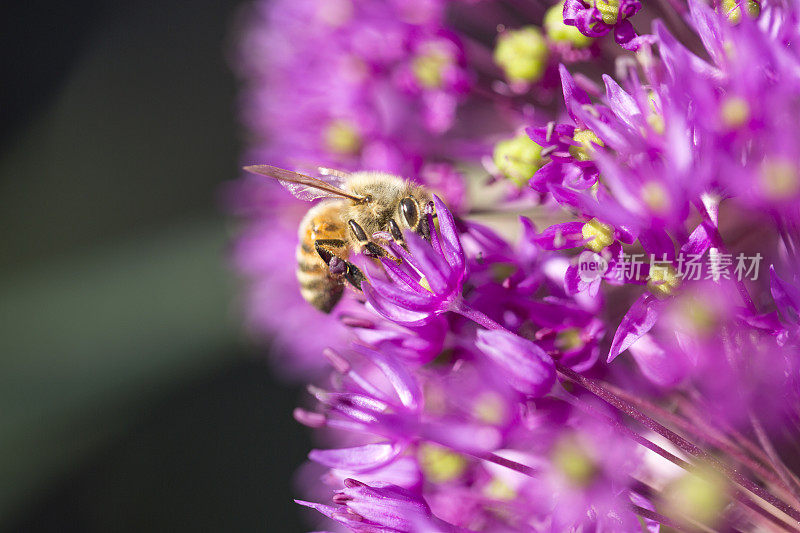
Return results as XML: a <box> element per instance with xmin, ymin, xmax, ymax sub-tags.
<box><xmin>396</xmin><ymin>188</ymin><xmax>434</xmax><ymax>241</ymax></box>
<box><xmin>344</xmin><ymin>172</ymin><xmax>434</xmax><ymax>241</ymax></box>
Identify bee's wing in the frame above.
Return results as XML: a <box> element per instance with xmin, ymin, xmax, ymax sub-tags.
<box><xmin>317</xmin><ymin>167</ymin><xmax>352</xmax><ymax>180</ymax></box>
<box><xmin>243</xmin><ymin>165</ymin><xmax>363</xmax><ymax>202</ymax></box>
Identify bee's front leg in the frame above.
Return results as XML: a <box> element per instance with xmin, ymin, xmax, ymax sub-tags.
<box><xmin>347</xmin><ymin>220</ymin><xmax>402</xmax><ymax>264</ymax></box>
<box><xmin>314</xmin><ymin>239</ymin><xmax>366</xmax><ymax>290</ymax></box>
<box><xmin>387</xmin><ymin>219</ymin><xmax>409</xmax><ymax>251</ymax></box>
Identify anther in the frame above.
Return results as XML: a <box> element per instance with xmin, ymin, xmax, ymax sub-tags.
<box><xmin>293</xmin><ymin>408</ymin><xmax>327</xmax><ymax>428</ymax></box>
<box><xmin>340</xmin><ymin>316</ymin><xmax>375</xmax><ymax>329</ymax></box>
<box><xmin>332</xmin><ymin>493</ymin><xmax>353</xmax><ymax>504</ymax></box>
<box><xmin>323</xmin><ymin>347</ymin><xmax>351</xmax><ymax>374</ymax></box>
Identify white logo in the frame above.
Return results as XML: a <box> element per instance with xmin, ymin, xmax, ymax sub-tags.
<box><xmin>577</xmin><ymin>251</ymin><xmax>608</xmax><ymax>282</ymax></box>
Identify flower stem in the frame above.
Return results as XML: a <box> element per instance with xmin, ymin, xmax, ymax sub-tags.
<box><xmin>749</xmin><ymin>410</ymin><xmax>800</xmax><ymax>505</ymax></box>
<box><xmin>603</xmin><ymin>377</ymin><xmax>796</xmax><ymax>498</ymax></box>
<box><xmin>451</xmin><ymin>298</ymin><xmax>512</xmax><ymax>333</ymax></box>
<box><xmin>631</xmin><ymin>504</ymin><xmax>692</xmax><ymax>533</ymax></box>
<box><xmin>556</xmin><ymin>363</ymin><xmax>800</xmax><ymax>525</ymax></box>
<box><xmin>565</xmin><ymin>390</ymin><xmax>800</xmax><ymax>532</ymax></box>
<box><xmin>456</xmin><ymin>300</ymin><xmax>800</xmax><ymax>524</ymax></box>
<box><xmin>479</xmin><ymin>452</ymin><xmax>538</xmax><ymax>477</ymax></box>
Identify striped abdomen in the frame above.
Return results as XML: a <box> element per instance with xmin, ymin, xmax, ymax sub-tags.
<box><xmin>296</xmin><ymin>201</ymin><xmax>349</xmax><ymax>313</ymax></box>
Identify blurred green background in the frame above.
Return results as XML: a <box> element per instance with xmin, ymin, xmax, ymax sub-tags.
<box><xmin>1</xmin><ymin>1</ymin><xmax>310</xmax><ymax>530</ymax></box>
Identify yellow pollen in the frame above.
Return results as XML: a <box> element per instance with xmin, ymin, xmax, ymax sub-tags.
<box><xmin>412</xmin><ymin>46</ymin><xmax>454</xmax><ymax>89</ymax></box>
<box><xmin>595</xmin><ymin>0</ymin><xmax>621</xmax><ymax>25</ymax></box>
<box><xmin>473</xmin><ymin>393</ymin><xmax>507</xmax><ymax>424</ymax></box>
<box><xmin>552</xmin><ymin>437</ymin><xmax>597</xmax><ymax>488</ymax></box>
<box><xmin>323</xmin><ymin>119</ymin><xmax>362</xmax><ymax>155</ymax></box>
<box><xmin>544</xmin><ymin>2</ymin><xmax>594</xmax><ymax>48</ymax></box>
<box><xmin>484</xmin><ymin>478</ymin><xmax>517</xmax><ymax>500</ymax></box>
<box><xmin>569</xmin><ymin>128</ymin><xmax>604</xmax><ymax>161</ymax></box>
<box><xmin>493</xmin><ymin>26</ymin><xmax>549</xmax><ymax>83</ymax></box>
<box><xmin>760</xmin><ymin>158</ymin><xmax>800</xmax><ymax>200</ymax></box>
<box><xmin>555</xmin><ymin>328</ymin><xmax>584</xmax><ymax>352</ymax></box>
<box><xmin>581</xmin><ymin>218</ymin><xmax>614</xmax><ymax>253</ymax></box>
<box><xmin>662</xmin><ymin>466</ymin><xmax>729</xmax><ymax>528</ymax></box>
<box><xmin>645</xmin><ymin>92</ymin><xmax>665</xmax><ymax>134</ymax></box>
<box><xmin>647</xmin><ymin>113</ymin><xmax>666</xmax><ymax>135</ymax></box>
<box><xmin>674</xmin><ymin>295</ymin><xmax>718</xmax><ymax>337</ymax></box>
<box><xmin>640</xmin><ymin>181</ymin><xmax>671</xmax><ymax>214</ymax></box>
<box><xmin>720</xmin><ymin>96</ymin><xmax>750</xmax><ymax>128</ymax></box>
<box><xmin>419</xmin><ymin>443</ymin><xmax>468</xmax><ymax>483</ymax></box>
<box><xmin>419</xmin><ymin>275</ymin><xmax>434</xmax><ymax>293</ymax></box>
<box><xmin>721</xmin><ymin>0</ymin><xmax>761</xmax><ymax>23</ymax></box>
<box><xmin>490</xmin><ymin>262</ymin><xmax>517</xmax><ymax>283</ymax></box>
<box><xmin>492</xmin><ymin>133</ymin><xmax>544</xmax><ymax>186</ymax></box>
<box><xmin>647</xmin><ymin>265</ymin><xmax>680</xmax><ymax>299</ymax></box>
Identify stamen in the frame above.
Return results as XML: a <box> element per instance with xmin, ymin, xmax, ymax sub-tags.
<box><xmin>293</xmin><ymin>408</ymin><xmax>327</xmax><ymax>428</ymax></box>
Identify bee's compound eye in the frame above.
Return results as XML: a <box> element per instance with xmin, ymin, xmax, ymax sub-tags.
<box><xmin>400</xmin><ymin>198</ymin><xmax>419</xmax><ymax>227</ymax></box>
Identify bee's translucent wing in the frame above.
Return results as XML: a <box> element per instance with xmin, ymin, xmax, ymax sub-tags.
<box><xmin>243</xmin><ymin>165</ymin><xmax>362</xmax><ymax>202</ymax></box>
<box><xmin>317</xmin><ymin>167</ymin><xmax>352</xmax><ymax>181</ymax></box>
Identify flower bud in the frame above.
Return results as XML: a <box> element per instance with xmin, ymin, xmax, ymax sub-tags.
<box><xmin>720</xmin><ymin>0</ymin><xmax>760</xmax><ymax>23</ymax></box>
<box><xmin>412</xmin><ymin>42</ymin><xmax>456</xmax><ymax>89</ymax></box>
<box><xmin>544</xmin><ymin>2</ymin><xmax>594</xmax><ymax>48</ymax></box>
<box><xmin>494</xmin><ymin>26</ymin><xmax>549</xmax><ymax>83</ymax></box>
<box><xmin>418</xmin><ymin>442</ymin><xmax>468</xmax><ymax>483</ymax></box>
<box><xmin>662</xmin><ymin>466</ymin><xmax>729</xmax><ymax>529</ymax></box>
<box><xmin>323</xmin><ymin>119</ymin><xmax>362</xmax><ymax>155</ymax></box>
<box><xmin>720</xmin><ymin>96</ymin><xmax>750</xmax><ymax>128</ymax></box>
<box><xmin>492</xmin><ymin>133</ymin><xmax>544</xmax><ymax>186</ymax></box>
<box><xmin>552</xmin><ymin>436</ymin><xmax>598</xmax><ymax>488</ymax></box>
<box><xmin>760</xmin><ymin>158</ymin><xmax>800</xmax><ymax>200</ymax></box>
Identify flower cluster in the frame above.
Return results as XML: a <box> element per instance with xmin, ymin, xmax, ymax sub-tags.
<box><xmin>231</xmin><ymin>0</ymin><xmax>800</xmax><ymax>531</ymax></box>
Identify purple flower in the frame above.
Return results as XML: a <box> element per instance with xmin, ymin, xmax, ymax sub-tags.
<box><xmin>563</xmin><ymin>0</ymin><xmax>650</xmax><ymax>50</ymax></box>
<box><xmin>475</xmin><ymin>329</ymin><xmax>555</xmax><ymax>396</ymax></box>
<box><xmin>363</xmin><ymin>195</ymin><xmax>466</xmax><ymax>325</ymax></box>
<box><xmin>229</xmin><ymin>2</ymin><xmax>800</xmax><ymax>531</ymax></box>
<box><xmin>298</xmin><ymin>478</ymin><xmax>467</xmax><ymax>532</ymax></box>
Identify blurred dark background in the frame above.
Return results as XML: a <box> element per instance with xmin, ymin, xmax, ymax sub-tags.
<box><xmin>1</xmin><ymin>1</ymin><xmax>310</xmax><ymax>530</ymax></box>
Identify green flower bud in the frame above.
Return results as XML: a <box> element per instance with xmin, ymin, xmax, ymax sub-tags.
<box><xmin>552</xmin><ymin>437</ymin><xmax>598</xmax><ymax>488</ymax></box>
<box><xmin>412</xmin><ymin>45</ymin><xmax>454</xmax><ymax>89</ymax></box>
<box><xmin>720</xmin><ymin>0</ymin><xmax>761</xmax><ymax>23</ymax></box>
<box><xmin>662</xmin><ymin>466</ymin><xmax>729</xmax><ymax>529</ymax></box>
<box><xmin>720</xmin><ymin>96</ymin><xmax>750</xmax><ymax>128</ymax></box>
<box><xmin>494</xmin><ymin>27</ymin><xmax>549</xmax><ymax>83</ymax></box>
<box><xmin>323</xmin><ymin>119</ymin><xmax>362</xmax><ymax>155</ymax></box>
<box><xmin>418</xmin><ymin>443</ymin><xmax>467</xmax><ymax>483</ymax></box>
<box><xmin>492</xmin><ymin>133</ymin><xmax>544</xmax><ymax>186</ymax></box>
<box><xmin>760</xmin><ymin>158</ymin><xmax>800</xmax><ymax>200</ymax></box>
<box><xmin>544</xmin><ymin>2</ymin><xmax>595</xmax><ymax>48</ymax></box>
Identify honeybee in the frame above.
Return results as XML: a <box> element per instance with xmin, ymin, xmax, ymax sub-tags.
<box><xmin>243</xmin><ymin>165</ymin><xmax>434</xmax><ymax>313</ymax></box>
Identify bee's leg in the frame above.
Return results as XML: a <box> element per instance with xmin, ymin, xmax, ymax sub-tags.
<box><xmin>348</xmin><ymin>220</ymin><xmax>402</xmax><ymax>264</ymax></box>
<box><xmin>314</xmin><ymin>239</ymin><xmax>366</xmax><ymax>290</ymax></box>
<box><xmin>387</xmin><ymin>219</ymin><xmax>409</xmax><ymax>251</ymax></box>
